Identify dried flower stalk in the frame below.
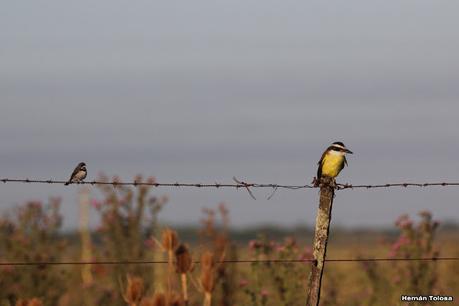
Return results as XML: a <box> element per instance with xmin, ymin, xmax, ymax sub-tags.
<box><xmin>162</xmin><ymin>228</ymin><xmax>179</xmax><ymax>294</ymax></box>
<box><xmin>123</xmin><ymin>275</ymin><xmax>145</xmax><ymax>306</ymax></box>
<box><xmin>175</xmin><ymin>244</ymin><xmax>192</xmax><ymax>304</ymax></box>
<box><xmin>200</xmin><ymin>251</ymin><xmax>216</xmax><ymax>306</ymax></box>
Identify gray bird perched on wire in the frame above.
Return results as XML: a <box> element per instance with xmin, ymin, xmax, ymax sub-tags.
<box><xmin>64</xmin><ymin>162</ymin><xmax>87</xmax><ymax>185</ymax></box>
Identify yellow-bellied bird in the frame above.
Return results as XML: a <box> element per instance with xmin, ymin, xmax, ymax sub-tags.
<box><xmin>315</xmin><ymin>142</ymin><xmax>353</xmax><ymax>186</ymax></box>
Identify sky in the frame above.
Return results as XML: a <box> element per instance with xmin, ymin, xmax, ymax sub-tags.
<box><xmin>1</xmin><ymin>1</ymin><xmax>459</xmax><ymax>229</ymax></box>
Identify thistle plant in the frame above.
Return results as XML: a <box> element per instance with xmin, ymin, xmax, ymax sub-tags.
<box><xmin>174</xmin><ymin>244</ymin><xmax>193</xmax><ymax>305</ymax></box>
<box><xmin>391</xmin><ymin>211</ymin><xmax>439</xmax><ymax>295</ymax></box>
<box><xmin>161</xmin><ymin>228</ymin><xmax>179</xmax><ymax>294</ymax></box>
<box><xmin>0</xmin><ymin>199</ymin><xmax>66</xmax><ymax>305</ymax></box>
<box><xmin>199</xmin><ymin>204</ymin><xmax>237</xmax><ymax>306</ymax></box>
<box><xmin>241</xmin><ymin>235</ymin><xmax>312</xmax><ymax>306</ymax></box>
<box><xmin>359</xmin><ymin>211</ymin><xmax>440</xmax><ymax>305</ymax></box>
<box><xmin>200</xmin><ymin>251</ymin><xmax>216</xmax><ymax>306</ymax></box>
<box><xmin>93</xmin><ymin>174</ymin><xmax>166</xmax><ymax>300</ymax></box>
<box><xmin>122</xmin><ymin>275</ymin><xmax>145</xmax><ymax>306</ymax></box>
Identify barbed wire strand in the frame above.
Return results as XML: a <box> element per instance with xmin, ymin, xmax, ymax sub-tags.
<box><xmin>0</xmin><ymin>257</ymin><xmax>457</xmax><ymax>267</ymax></box>
<box><xmin>2</xmin><ymin>178</ymin><xmax>459</xmax><ymax>190</ymax></box>
<box><xmin>0</xmin><ymin>178</ymin><xmax>311</xmax><ymax>189</ymax></box>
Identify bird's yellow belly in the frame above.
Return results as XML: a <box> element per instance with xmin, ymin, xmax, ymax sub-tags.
<box><xmin>321</xmin><ymin>155</ymin><xmax>344</xmax><ymax>178</ymax></box>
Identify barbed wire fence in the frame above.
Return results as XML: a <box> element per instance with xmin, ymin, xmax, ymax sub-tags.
<box><xmin>0</xmin><ymin>257</ymin><xmax>458</xmax><ymax>267</ymax></box>
<box><xmin>3</xmin><ymin>177</ymin><xmax>459</xmax><ymax>189</ymax></box>
<box><xmin>1</xmin><ymin>176</ymin><xmax>459</xmax><ymax>305</ymax></box>
<box><xmin>2</xmin><ymin>177</ymin><xmax>459</xmax><ymax>197</ymax></box>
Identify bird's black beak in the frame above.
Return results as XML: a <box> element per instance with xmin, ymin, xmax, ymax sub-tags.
<box><xmin>345</xmin><ymin>149</ymin><xmax>353</xmax><ymax>154</ymax></box>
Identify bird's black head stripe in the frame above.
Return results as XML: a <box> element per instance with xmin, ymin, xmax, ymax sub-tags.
<box><xmin>329</xmin><ymin>145</ymin><xmax>347</xmax><ymax>152</ymax></box>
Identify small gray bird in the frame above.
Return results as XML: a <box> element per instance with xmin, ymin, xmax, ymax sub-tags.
<box><xmin>64</xmin><ymin>162</ymin><xmax>87</xmax><ymax>185</ymax></box>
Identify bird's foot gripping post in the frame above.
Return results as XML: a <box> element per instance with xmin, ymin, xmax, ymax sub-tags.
<box><xmin>306</xmin><ymin>176</ymin><xmax>335</xmax><ymax>306</ymax></box>
<box><xmin>312</xmin><ymin>177</ymin><xmax>337</xmax><ymax>190</ymax></box>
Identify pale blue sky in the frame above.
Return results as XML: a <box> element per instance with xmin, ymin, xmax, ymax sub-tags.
<box><xmin>1</xmin><ymin>1</ymin><xmax>458</xmax><ymax>228</ymax></box>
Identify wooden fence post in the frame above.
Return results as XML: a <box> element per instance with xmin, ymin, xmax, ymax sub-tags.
<box><xmin>306</xmin><ymin>177</ymin><xmax>335</xmax><ymax>306</ymax></box>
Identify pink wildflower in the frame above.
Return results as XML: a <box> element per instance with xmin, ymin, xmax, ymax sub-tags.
<box><xmin>1</xmin><ymin>265</ymin><xmax>14</xmax><ymax>273</ymax></box>
<box><xmin>389</xmin><ymin>235</ymin><xmax>411</xmax><ymax>257</ymax></box>
<box><xmin>144</xmin><ymin>238</ymin><xmax>155</xmax><ymax>250</ymax></box>
<box><xmin>260</xmin><ymin>288</ymin><xmax>270</xmax><ymax>297</ymax></box>
<box><xmin>298</xmin><ymin>247</ymin><xmax>314</xmax><ymax>263</ymax></box>
<box><xmin>276</xmin><ymin>245</ymin><xmax>286</xmax><ymax>253</ymax></box>
<box><xmin>90</xmin><ymin>199</ymin><xmax>102</xmax><ymax>210</ymax></box>
<box><xmin>388</xmin><ymin>249</ymin><xmax>397</xmax><ymax>258</ymax></box>
<box><xmin>239</xmin><ymin>279</ymin><xmax>249</xmax><ymax>288</ymax></box>
<box><xmin>248</xmin><ymin>240</ymin><xmax>260</xmax><ymax>250</ymax></box>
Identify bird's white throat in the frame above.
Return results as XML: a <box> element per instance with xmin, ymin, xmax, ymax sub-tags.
<box><xmin>329</xmin><ymin>150</ymin><xmax>345</xmax><ymax>156</ymax></box>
